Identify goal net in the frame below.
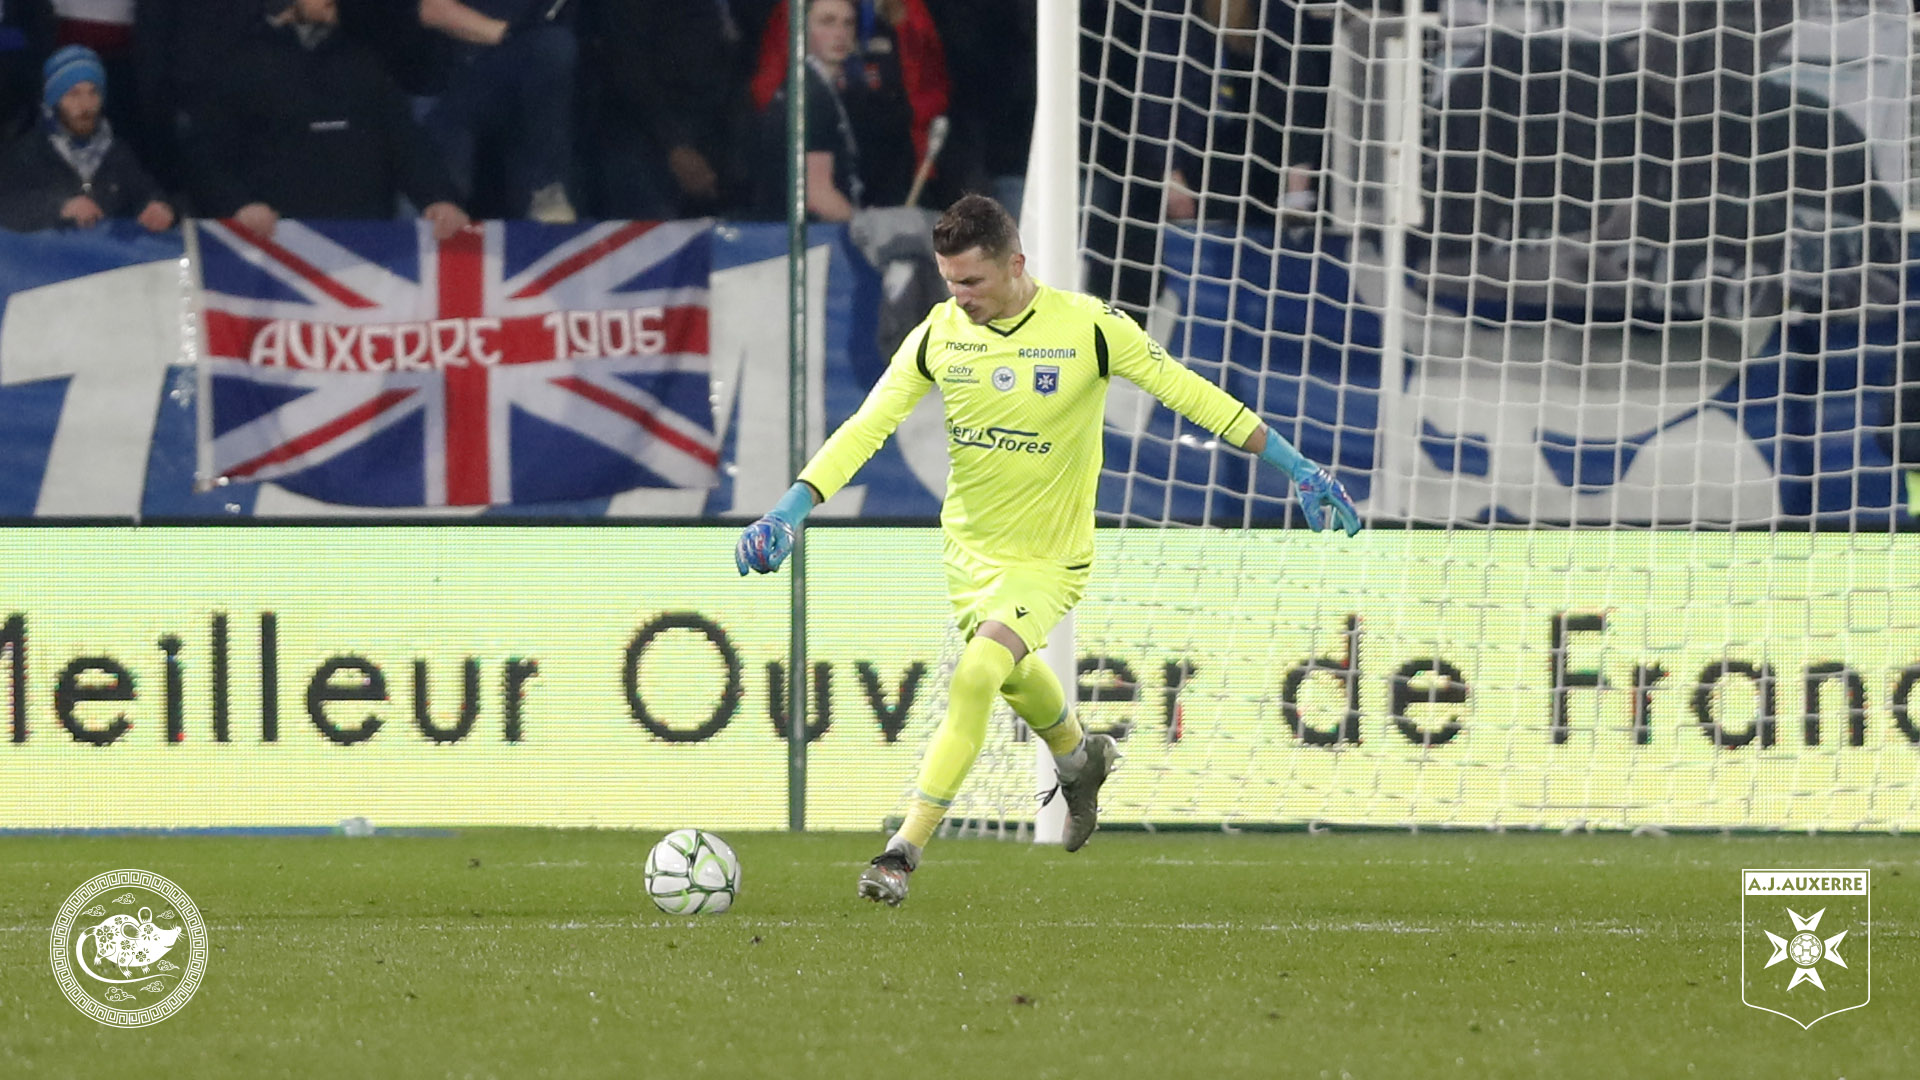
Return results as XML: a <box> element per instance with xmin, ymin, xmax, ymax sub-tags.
<box><xmin>916</xmin><ymin>0</ymin><xmax>1920</xmax><ymax>836</ymax></box>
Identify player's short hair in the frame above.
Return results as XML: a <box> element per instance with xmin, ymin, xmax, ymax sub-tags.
<box><xmin>933</xmin><ymin>195</ymin><xmax>1020</xmax><ymax>261</ymax></box>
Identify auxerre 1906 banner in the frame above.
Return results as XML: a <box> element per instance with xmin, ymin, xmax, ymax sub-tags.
<box><xmin>0</xmin><ymin>528</ymin><xmax>1915</xmax><ymax>831</ymax></box>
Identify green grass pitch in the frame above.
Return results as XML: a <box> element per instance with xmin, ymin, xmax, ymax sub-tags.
<box><xmin>1</xmin><ymin>830</ymin><xmax>1912</xmax><ymax>1078</ymax></box>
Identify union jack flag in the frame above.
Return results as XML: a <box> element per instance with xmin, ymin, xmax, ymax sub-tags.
<box><xmin>193</xmin><ymin>218</ymin><xmax>720</xmax><ymax>507</ymax></box>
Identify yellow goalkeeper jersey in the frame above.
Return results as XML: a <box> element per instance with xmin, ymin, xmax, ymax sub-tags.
<box><xmin>798</xmin><ymin>281</ymin><xmax>1265</xmax><ymax>566</ymax></box>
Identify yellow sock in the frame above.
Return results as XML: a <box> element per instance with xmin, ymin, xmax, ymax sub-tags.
<box><xmin>1003</xmin><ymin>652</ymin><xmax>1084</xmax><ymax>755</ymax></box>
<box><xmin>898</xmin><ymin>795</ymin><xmax>946</xmax><ymax>857</ymax></box>
<box><xmin>898</xmin><ymin>635</ymin><xmax>1017</xmax><ymax>849</ymax></box>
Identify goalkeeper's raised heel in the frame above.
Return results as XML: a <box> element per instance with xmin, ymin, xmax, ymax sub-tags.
<box><xmin>857</xmin><ymin>851</ymin><xmax>915</xmax><ymax>906</ymax></box>
<box><xmin>1059</xmin><ymin>733</ymin><xmax>1119</xmax><ymax>853</ymax></box>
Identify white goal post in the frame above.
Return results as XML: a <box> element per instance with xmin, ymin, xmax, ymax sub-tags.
<box><xmin>1018</xmin><ymin>0</ymin><xmax>1085</xmax><ymax>845</ymax></box>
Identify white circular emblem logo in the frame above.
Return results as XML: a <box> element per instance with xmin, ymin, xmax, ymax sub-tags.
<box><xmin>991</xmin><ymin>366</ymin><xmax>1016</xmax><ymax>391</ymax></box>
<box><xmin>50</xmin><ymin>869</ymin><xmax>208</xmax><ymax>1027</ymax></box>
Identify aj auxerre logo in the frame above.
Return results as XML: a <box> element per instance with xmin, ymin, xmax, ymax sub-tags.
<box><xmin>949</xmin><ymin>424</ymin><xmax>1053</xmax><ymax>454</ymax></box>
<box><xmin>51</xmin><ymin>869</ymin><xmax>208</xmax><ymax>1027</ymax></box>
<box><xmin>1741</xmin><ymin>868</ymin><xmax>1870</xmax><ymax>1029</ymax></box>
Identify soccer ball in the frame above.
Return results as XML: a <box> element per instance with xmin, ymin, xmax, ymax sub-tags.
<box><xmin>644</xmin><ymin>829</ymin><xmax>740</xmax><ymax>915</ymax></box>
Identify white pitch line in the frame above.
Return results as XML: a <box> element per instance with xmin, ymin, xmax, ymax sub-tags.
<box><xmin>3</xmin><ymin>918</ymin><xmax>1905</xmax><ymax>936</ymax></box>
<box><xmin>0</xmin><ymin>918</ymin><xmax>1649</xmax><ymax>935</ymax></box>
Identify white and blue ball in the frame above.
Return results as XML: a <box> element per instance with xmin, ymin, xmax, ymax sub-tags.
<box><xmin>644</xmin><ymin>829</ymin><xmax>740</xmax><ymax>915</ymax></box>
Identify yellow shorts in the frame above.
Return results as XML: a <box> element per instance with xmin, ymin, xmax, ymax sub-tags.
<box><xmin>942</xmin><ymin>539</ymin><xmax>1090</xmax><ymax>655</ymax></box>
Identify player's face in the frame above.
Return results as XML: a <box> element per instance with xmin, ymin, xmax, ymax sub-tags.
<box><xmin>936</xmin><ymin>247</ymin><xmax>1027</xmax><ymax>324</ymax></box>
<box><xmin>807</xmin><ymin>0</ymin><xmax>857</xmax><ymax>67</ymax></box>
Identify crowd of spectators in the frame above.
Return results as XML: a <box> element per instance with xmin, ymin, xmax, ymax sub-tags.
<box><xmin>0</xmin><ymin>0</ymin><xmax>1039</xmax><ymax>235</ymax></box>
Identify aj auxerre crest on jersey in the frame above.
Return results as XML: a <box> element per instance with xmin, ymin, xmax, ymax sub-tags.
<box><xmin>926</xmin><ymin>307</ymin><xmax>1096</xmax><ymax>445</ymax></box>
<box><xmin>927</xmin><ymin>307</ymin><xmax>1091</xmax><ymax>457</ymax></box>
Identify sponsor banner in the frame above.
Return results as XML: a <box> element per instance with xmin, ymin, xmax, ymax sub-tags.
<box><xmin>0</xmin><ymin>528</ymin><xmax>1914</xmax><ymax>830</ymax></box>
<box><xmin>0</xmin><ymin>526</ymin><xmax>944</xmax><ymax>829</ymax></box>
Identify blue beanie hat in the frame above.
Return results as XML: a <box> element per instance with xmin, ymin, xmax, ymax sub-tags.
<box><xmin>43</xmin><ymin>45</ymin><xmax>106</xmax><ymax>113</ymax></box>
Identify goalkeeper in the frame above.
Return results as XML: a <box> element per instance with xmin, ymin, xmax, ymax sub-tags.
<box><xmin>737</xmin><ymin>194</ymin><xmax>1360</xmax><ymax>905</ymax></box>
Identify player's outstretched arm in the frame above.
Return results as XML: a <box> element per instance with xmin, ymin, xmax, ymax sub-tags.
<box><xmin>1097</xmin><ymin>303</ymin><xmax>1357</xmax><ymax>537</ymax></box>
<box><xmin>1245</xmin><ymin>426</ymin><xmax>1362</xmax><ymax>537</ymax></box>
<box><xmin>736</xmin><ymin>482</ymin><xmax>820</xmax><ymax>574</ymax></box>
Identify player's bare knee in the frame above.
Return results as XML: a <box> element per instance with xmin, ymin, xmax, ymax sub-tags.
<box><xmin>974</xmin><ymin>621</ymin><xmax>1028</xmax><ymax>664</ymax></box>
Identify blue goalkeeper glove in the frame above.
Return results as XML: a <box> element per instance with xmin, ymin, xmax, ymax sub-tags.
<box><xmin>736</xmin><ymin>482</ymin><xmax>816</xmax><ymax>574</ymax></box>
<box><xmin>1257</xmin><ymin>427</ymin><xmax>1362</xmax><ymax>537</ymax></box>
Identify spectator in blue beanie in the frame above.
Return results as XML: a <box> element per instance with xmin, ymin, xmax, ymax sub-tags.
<box><xmin>0</xmin><ymin>42</ymin><xmax>174</xmax><ymax>232</ymax></box>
